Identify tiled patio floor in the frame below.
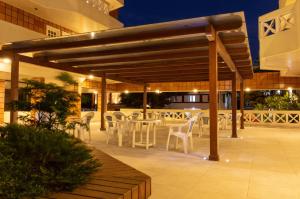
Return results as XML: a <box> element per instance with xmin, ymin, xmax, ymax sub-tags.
<box><xmin>86</xmin><ymin>123</ymin><xmax>300</xmax><ymax>199</ymax></box>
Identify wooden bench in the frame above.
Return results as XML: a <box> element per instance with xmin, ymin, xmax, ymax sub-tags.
<box><xmin>44</xmin><ymin>150</ymin><xmax>151</xmax><ymax>199</ymax></box>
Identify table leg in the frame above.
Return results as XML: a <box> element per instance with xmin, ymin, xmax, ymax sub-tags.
<box><xmin>140</xmin><ymin>123</ymin><xmax>143</xmax><ymax>143</ymax></box>
<box><xmin>146</xmin><ymin>124</ymin><xmax>150</xmax><ymax>150</ymax></box>
<box><xmin>132</xmin><ymin>124</ymin><xmax>136</xmax><ymax>148</ymax></box>
<box><xmin>153</xmin><ymin>124</ymin><xmax>157</xmax><ymax>146</ymax></box>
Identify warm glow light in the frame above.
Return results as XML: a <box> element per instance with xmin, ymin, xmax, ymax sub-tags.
<box><xmin>79</xmin><ymin>77</ymin><xmax>86</xmax><ymax>83</ymax></box>
<box><xmin>245</xmin><ymin>87</ymin><xmax>251</xmax><ymax>92</ymax></box>
<box><xmin>203</xmin><ymin>157</ymin><xmax>208</xmax><ymax>160</ymax></box>
<box><xmin>155</xmin><ymin>89</ymin><xmax>161</xmax><ymax>94</ymax></box>
<box><xmin>90</xmin><ymin>32</ymin><xmax>95</xmax><ymax>38</ymax></box>
<box><xmin>93</xmin><ymin>91</ymin><xmax>98</xmax><ymax>94</ymax></box>
<box><xmin>225</xmin><ymin>159</ymin><xmax>230</xmax><ymax>163</ymax></box>
<box><xmin>88</xmin><ymin>75</ymin><xmax>94</xmax><ymax>79</ymax></box>
<box><xmin>193</xmin><ymin>89</ymin><xmax>198</xmax><ymax>93</ymax></box>
<box><xmin>1</xmin><ymin>58</ymin><xmax>11</xmax><ymax>64</ymax></box>
<box><xmin>288</xmin><ymin>87</ymin><xmax>293</xmax><ymax>91</ymax></box>
<box><xmin>124</xmin><ymin>90</ymin><xmax>129</xmax><ymax>94</ymax></box>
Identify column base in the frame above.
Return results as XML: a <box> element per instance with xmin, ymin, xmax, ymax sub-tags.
<box><xmin>100</xmin><ymin>127</ymin><xmax>106</xmax><ymax>131</ymax></box>
<box><xmin>209</xmin><ymin>154</ymin><xmax>220</xmax><ymax>161</ymax></box>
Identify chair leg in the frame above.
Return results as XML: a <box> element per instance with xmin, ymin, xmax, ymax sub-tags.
<box><xmin>106</xmin><ymin>133</ymin><xmax>110</xmax><ymax>144</ymax></box>
<box><xmin>183</xmin><ymin>137</ymin><xmax>188</xmax><ymax>154</ymax></box>
<box><xmin>175</xmin><ymin>137</ymin><xmax>179</xmax><ymax>149</ymax></box>
<box><xmin>166</xmin><ymin>134</ymin><xmax>171</xmax><ymax>151</ymax></box>
<box><xmin>189</xmin><ymin>136</ymin><xmax>193</xmax><ymax>151</ymax></box>
<box><xmin>118</xmin><ymin>132</ymin><xmax>123</xmax><ymax>147</ymax></box>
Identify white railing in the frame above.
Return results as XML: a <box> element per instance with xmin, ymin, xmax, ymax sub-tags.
<box><xmin>120</xmin><ymin>109</ymin><xmax>300</xmax><ymax>127</ymax></box>
<box><xmin>244</xmin><ymin>110</ymin><xmax>300</xmax><ymax>127</ymax></box>
<box><xmin>84</xmin><ymin>0</ymin><xmax>110</xmax><ymax>15</ymax></box>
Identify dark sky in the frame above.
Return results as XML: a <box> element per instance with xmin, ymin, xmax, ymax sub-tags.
<box><xmin>119</xmin><ymin>0</ymin><xmax>278</xmax><ymax>61</ymax></box>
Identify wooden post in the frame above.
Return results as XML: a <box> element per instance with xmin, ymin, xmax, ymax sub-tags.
<box><xmin>231</xmin><ymin>72</ymin><xmax>238</xmax><ymax>138</ymax></box>
<box><xmin>208</xmin><ymin>39</ymin><xmax>219</xmax><ymax>161</ymax></box>
<box><xmin>240</xmin><ymin>79</ymin><xmax>245</xmax><ymax>129</ymax></box>
<box><xmin>143</xmin><ymin>84</ymin><xmax>147</xmax><ymax>119</ymax></box>
<box><xmin>10</xmin><ymin>53</ymin><xmax>19</xmax><ymax>124</ymax></box>
<box><xmin>100</xmin><ymin>74</ymin><xmax>107</xmax><ymax>131</ymax></box>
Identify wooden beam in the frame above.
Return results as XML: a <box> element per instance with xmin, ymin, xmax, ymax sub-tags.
<box><xmin>19</xmin><ymin>55</ymin><xmax>83</xmax><ymax>74</ymax></box>
<box><xmin>143</xmin><ymin>84</ymin><xmax>147</xmax><ymax>119</ymax></box>
<box><xmin>100</xmin><ymin>74</ymin><xmax>107</xmax><ymax>131</ymax></box>
<box><xmin>208</xmin><ymin>34</ymin><xmax>220</xmax><ymax>161</ymax></box>
<box><xmin>240</xmin><ymin>79</ymin><xmax>245</xmax><ymax>129</ymax></box>
<box><xmin>33</xmin><ymin>35</ymin><xmax>246</xmax><ymax>61</ymax></box>
<box><xmin>10</xmin><ymin>53</ymin><xmax>19</xmax><ymax>124</ymax></box>
<box><xmin>231</xmin><ymin>72</ymin><xmax>238</xmax><ymax>138</ymax></box>
<box><xmin>216</xmin><ymin>33</ymin><xmax>237</xmax><ymax>73</ymax></box>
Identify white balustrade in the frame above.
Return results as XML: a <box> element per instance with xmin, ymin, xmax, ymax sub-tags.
<box><xmin>120</xmin><ymin>109</ymin><xmax>300</xmax><ymax>127</ymax></box>
<box><xmin>85</xmin><ymin>0</ymin><xmax>110</xmax><ymax>15</ymax></box>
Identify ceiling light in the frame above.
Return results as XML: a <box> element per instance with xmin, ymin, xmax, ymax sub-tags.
<box><xmin>193</xmin><ymin>89</ymin><xmax>198</xmax><ymax>93</ymax></box>
<box><xmin>88</xmin><ymin>75</ymin><xmax>94</xmax><ymax>79</ymax></box>
<box><xmin>245</xmin><ymin>88</ymin><xmax>251</xmax><ymax>92</ymax></box>
<box><xmin>155</xmin><ymin>89</ymin><xmax>161</xmax><ymax>94</ymax></box>
<box><xmin>124</xmin><ymin>90</ymin><xmax>129</xmax><ymax>94</ymax></box>
<box><xmin>2</xmin><ymin>58</ymin><xmax>11</xmax><ymax>64</ymax></box>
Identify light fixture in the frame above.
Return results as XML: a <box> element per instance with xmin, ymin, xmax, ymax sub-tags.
<box><xmin>124</xmin><ymin>90</ymin><xmax>129</xmax><ymax>94</ymax></box>
<box><xmin>90</xmin><ymin>32</ymin><xmax>95</xmax><ymax>38</ymax></box>
<box><xmin>155</xmin><ymin>89</ymin><xmax>161</xmax><ymax>94</ymax></box>
<box><xmin>245</xmin><ymin>87</ymin><xmax>251</xmax><ymax>92</ymax></box>
<box><xmin>93</xmin><ymin>91</ymin><xmax>98</xmax><ymax>94</ymax></box>
<box><xmin>288</xmin><ymin>87</ymin><xmax>293</xmax><ymax>91</ymax></box>
<box><xmin>88</xmin><ymin>75</ymin><xmax>94</xmax><ymax>79</ymax></box>
<box><xmin>193</xmin><ymin>89</ymin><xmax>198</xmax><ymax>93</ymax></box>
<box><xmin>1</xmin><ymin>58</ymin><xmax>11</xmax><ymax>64</ymax></box>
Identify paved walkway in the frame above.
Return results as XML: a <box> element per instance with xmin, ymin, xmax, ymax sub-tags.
<box><xmin>85</xmin><ymin>123</ymin><xmax>300</xmax><ymax>199</ymax></box>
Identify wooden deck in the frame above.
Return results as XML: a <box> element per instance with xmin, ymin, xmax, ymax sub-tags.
<box><xmin>45</xmin><ymin>150</ymin><xmax>151</xmax><ymax>199</ymax></box>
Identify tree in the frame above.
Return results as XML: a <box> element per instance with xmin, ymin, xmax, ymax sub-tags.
<box><xmin>16</xmin><ymin>73</ymin><xmax>80</xmax><ymax>130</ymax></box>
<box><xmin>255</xmin><ymin>93</ymin><xmax>300</xmax><ymax>110</ymax></box>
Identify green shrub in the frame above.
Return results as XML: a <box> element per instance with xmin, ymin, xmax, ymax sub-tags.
<box><xmin>0</xmin><ymin>125</ymin><xmax>100</xmax><ymax>199</ymax></box>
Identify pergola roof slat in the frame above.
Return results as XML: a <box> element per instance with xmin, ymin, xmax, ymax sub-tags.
<box><xmin>1</xmin><ymin>11</ymin><xmax>253</xmax><ymax>83</ymax></box>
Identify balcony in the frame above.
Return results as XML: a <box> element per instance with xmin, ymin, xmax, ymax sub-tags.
<box><xmin>259</xmin><ymin>1</ymin><xmax>300</xmax><ymax>76</ymax></box>
<box><xmin>2</xmin><ymin>0</ymin><xmax>124</xmax><ymax>33</ymax></box>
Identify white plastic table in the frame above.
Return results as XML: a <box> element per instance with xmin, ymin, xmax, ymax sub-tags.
<box><xmin>131</xmin><ymin>119</ymin><xmax>161</xmax><ymax>149</ymax></box>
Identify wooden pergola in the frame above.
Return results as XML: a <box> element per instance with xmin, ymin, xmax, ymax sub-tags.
<box><xmin>0</xmin><ymin>12</ymin><xmax>253</xmax><ymax>161</ymax></box>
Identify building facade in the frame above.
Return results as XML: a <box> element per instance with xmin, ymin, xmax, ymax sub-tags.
<box><xmin>0</xmin><ymin>0</ymin><xmax>124</xmax><ymax>123</ymax></box>
<box><xmin>259</xmin><ymin>0</ymin><xmax>300</xmax><ymax>76</ymax></box>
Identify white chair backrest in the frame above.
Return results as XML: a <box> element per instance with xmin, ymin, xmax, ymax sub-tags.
<box><xmin>113</xmin><ymin>111</ymin><xmax>127</xmax><ymax>121</ymax></box>
<box><xmin>131</xmin><ymin>111</ymin><xmax>141</xmax><ymax>120</ymax></box>
<box><xmin>82</xmin><ymin>112</ymin><xmax>95</xmax><ymax>126</ymax></box>
<box><xmin>104</xmin><ymin>113</ymin><xmax>116</xmax><ymax>128</ymax></box>
<box><xmin>186</xmin><ymin>117</ymin><xmax>197</xmax><ymax>136</ymax></box>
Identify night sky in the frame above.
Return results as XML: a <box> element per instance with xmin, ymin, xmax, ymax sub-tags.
<box><xmin>119</xmin><ymin>0</ymin><xmax>278</xmax><ymax>61</ymax></box>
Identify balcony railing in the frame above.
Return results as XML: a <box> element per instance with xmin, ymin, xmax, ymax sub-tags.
<box><xmin>259</xmin><ymin>5</ymin><xmax>295</xmax><ymax>38</ymax></box>
<box><xmin>120</xmin><ymin>109</ymin><xmax>300</xmax><ymax>127</ymax></box>
<box><xmin>84</xmin><ymin>0</ymin><xmax>110</xmax><ymax>15</ymax></box>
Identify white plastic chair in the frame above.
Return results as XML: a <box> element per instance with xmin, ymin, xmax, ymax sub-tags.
<box><xmin>196</xmin><ymin>112</ymin><xmax>204</xmax><ymax>137</ymax></box>
<box><xmin>104</xmin><ymin>113</ymin><xmax>123</xmax><ymax>146</ymax></box>
<box><xmin>113</xmin><ymin>111</ymin><xmax>128</xmax><ymax>121</ymax></box>
<box><xmin>76</xmin><ymin>112</ymin><xmax>94</xmax><ymax>141</ymax></box>
<box><xmin>166</xmin><ymin>117</ymin><xmax>197</xmax><ymax>154</ymax></box>
<box><xmin>130</xmin><ymin>111</ymin><xmax>141</xmax><ymax>120</ymax></box>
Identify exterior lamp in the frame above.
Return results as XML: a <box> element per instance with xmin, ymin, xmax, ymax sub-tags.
<box><xmin>155</xmin><ymin>89</ymin><xmax>161</xmax><ymax>94</ymax></box>
<box><xmin>245</xmin><ymin>88</ymin><xmax>251</xmax><ymax>92</ymax></box>
<box><xmin>193</xmin><ymin>89</ymin><xmax>198</xmax><ymax>93</ymax></box>
<box><xmin>124</xmin><ymin>90</ymin><xmax>129</xmax><ymax>94</ymax></box>
<box><xmin>2</xmin><ymin>58</ymin><xmax>11</xmax><ymax>64</ymax></box>
<box><xmin>88</xmin><ymin>75</ymin><xmax>94</xmax><ymax>79</ymax></box>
